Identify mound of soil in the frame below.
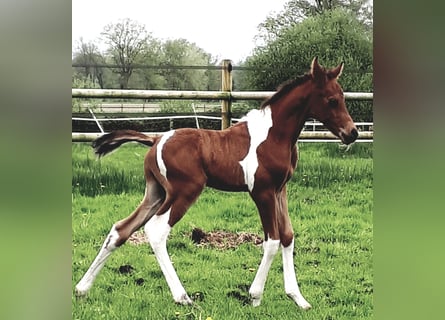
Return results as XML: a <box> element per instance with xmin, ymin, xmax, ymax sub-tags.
<box><xmin>128</xmin><ymin>228</ymin><xmax>263</xmax><ymax>249</ymax></box>
<box><xmin>191</xmin><ymin>228</ymin><xmax>263</xmax><ymax>249</ymax></box>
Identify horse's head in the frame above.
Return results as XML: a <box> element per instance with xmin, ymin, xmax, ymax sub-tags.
<box><xmin>306</xmin><ymin>57</ymin><xmax>358</xmax><ymax>145</ymax></box>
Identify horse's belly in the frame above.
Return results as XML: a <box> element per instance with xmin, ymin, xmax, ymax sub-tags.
<box><xmin>205</xmin><ymin>164</ymin><xmax>248</xmax><ymax>192</ymax></box>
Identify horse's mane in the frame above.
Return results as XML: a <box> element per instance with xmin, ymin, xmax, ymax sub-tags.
<box><xmin>260</xmin><ymin>73</ymin><xmax>312</xmax><ymax>109</ymax></box>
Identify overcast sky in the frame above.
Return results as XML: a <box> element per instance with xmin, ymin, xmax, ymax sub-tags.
<box><xmin>72</xmin><ymin>0</ymin><xmax>289</xmax><ymax>62</ymax></box>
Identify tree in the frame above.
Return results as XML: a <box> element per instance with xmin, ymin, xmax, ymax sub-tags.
<box><xmin>244</xmin><ymin>8</ymin><xmax>373</xmax><ymax>121</ymax></box>
<box><xmin>159</xmin><ymin>39</ymin><xmax>215</xmax><ymax>90</ymax></box>
<box><xmin>72</xmin><ymin>29</ymin><xmax>219</xmax><ymax>90</ymax></box>
<box><xmin>101</xmin><ymin>18</ymin><xmax>152</xmax><ymax>89</ymax></box>
<box><xmin>72</xmin><ymin>38</ymin><xmax>107</xmax><ymax>88</ymax></box>
<box><xmin>129</xmin><ymin>38</ymin><xmax>167</xmax><ymax>89</ymax></box>
<box><xmin>256</xmin><ymin>0</ymin><xmax>373</xmax><ymax>45</ymax></box>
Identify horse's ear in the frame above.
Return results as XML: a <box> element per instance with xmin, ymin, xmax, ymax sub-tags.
<box><xmin>328</xmin><ymin>62</ymin><xmax>344</xmax><ymax>80</ymax></box>
<box><xmin>310</xmin><ymin>56</ymin><xmax>325</xmax><ymax>83</ymax></box>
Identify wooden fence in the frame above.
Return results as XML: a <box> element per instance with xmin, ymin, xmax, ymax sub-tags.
<box><xmin>72</xmin><ymin>60</ymin><xmax>373</xmax><ymax>142</ymax></box>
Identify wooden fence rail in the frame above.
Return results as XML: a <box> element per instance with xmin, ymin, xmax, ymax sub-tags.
<box><xmin>71</xmin><ymin>131</ymin><xmax>374</xmax><ymax>143</ymax></box>
<box><xmin>72</xmin><ymin>88</ymin><xmax>373</xmax><ymax>101</ymax></box>
<box><xmin>72</xmin><ymin>88</ymin><xmax>373</xmax><ymax>142</ymax></box>
<box><xmin>73</xmin><ymin>59</ymin><xmax>373</xmax><ymax>142</ymax></box>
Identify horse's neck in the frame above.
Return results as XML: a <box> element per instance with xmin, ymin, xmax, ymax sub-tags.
<box><xmin>269</xmin><ymin>101</ymin><xmax>309</xmax><ymax>147</ymax></box>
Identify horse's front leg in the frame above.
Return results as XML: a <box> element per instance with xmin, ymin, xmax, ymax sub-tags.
<box><xmin>277</xmin><ymin>187</ymin><xmax>311</xmax><ymax>310</ymax></box>
<box><xmin>248</xmin><ymin>189</ymin><xmax>281</xmax><ymax>306</ymax></box>
<box><xmin>249</xmin><ymin>238</ymin><xmax>281</xmax><ymax>306</ymax></box>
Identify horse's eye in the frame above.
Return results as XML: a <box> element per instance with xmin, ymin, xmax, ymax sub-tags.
<box><xmin>328</xmin><ymin>98</ymin><xmax>338</xmax><ymax>108</ymax></box>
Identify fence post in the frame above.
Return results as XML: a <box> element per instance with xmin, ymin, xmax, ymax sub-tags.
<box><xmin>221</xmin><ymin>59</ymin><xmax>233</xmax><ymax>130</ymax></box>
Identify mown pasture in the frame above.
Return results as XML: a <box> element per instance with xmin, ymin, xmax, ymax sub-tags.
<box><xmin>72</xmin><ymin>141</ymin><xmax>373</xmax><ymax>319</ymax></box>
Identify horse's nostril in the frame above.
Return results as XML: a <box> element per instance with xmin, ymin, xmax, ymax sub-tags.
<box><xmin>351</xmin><ymin>128</ymin><xmax>358</xmax><ymax>139</ymax></box>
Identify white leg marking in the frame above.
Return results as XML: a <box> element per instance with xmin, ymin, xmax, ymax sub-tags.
<box><xmin>156</xmin><ymin>130</ymin><xmax>175</xmax><ymax>178</ymax></box>
<box><xmin>145</xmin><ymin>209</ymin><xmax>192</xmax><ymax>305</ymax></box>
<box><xmin>282</xmin><ymin>239</ymin><xmax>311</xmax><ymax>309</ymax></box>
<box><xmin>249</xmin><ymin>238</ymin><xmax>280</xmax><ymax>306</ymax></box>
<box><xmin>75</xmin><ymin>225</ymin><xmax>120</xmax><ymax>296</ymax></box>
<box><xmin>239</xmin><ymin>107</ymin><xmax>273</xmax><ymax>191</ymax></box>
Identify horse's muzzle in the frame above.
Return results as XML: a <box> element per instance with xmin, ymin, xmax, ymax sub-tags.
<box><xmin>340</xmin><ymin>128</ymin><xmax>358</xmax><ymax>145</ymax></box>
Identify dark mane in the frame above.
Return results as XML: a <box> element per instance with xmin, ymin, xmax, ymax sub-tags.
<box><xmin>260</xmin><ymin>73</ymin><xmax>312</xmax><ymax>109</ymax></box>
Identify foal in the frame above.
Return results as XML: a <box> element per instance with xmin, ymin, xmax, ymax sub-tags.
<box><xmin>75</xmin><ymin>57</ymin><xmax>358</xmax><ymax>309</ymax></box>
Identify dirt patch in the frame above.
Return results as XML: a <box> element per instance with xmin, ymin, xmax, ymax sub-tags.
<box><xmin>190</xmin><ymin>228</ymin><xmax>263</xmax><ymax>249</ymax></box>
<box><xmin>128</xmin><ymin>228</ymin><xmax>263</xmax><ymax>249</ymax></box>
<box><xmin>117</xmin><ymin>264</ymin><xmax>134</xmax><ymax>274</ymax></box>
<box><xmin>128</xmin><ymin>231</ymin><xmax>148</xmax><ymax>246</ymax></box>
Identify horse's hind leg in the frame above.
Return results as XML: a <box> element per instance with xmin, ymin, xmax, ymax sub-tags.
<box><xmin>144</xmin><ymin>181</ymin><xmax>205</xmax><ymax>305</ymax></box>
<box><xmin>75</xmin><ymin>177</ymin><xmax>163</xmax><ymax>296</ymax></box>
<box><xmin>144</xmin><ymin>207</ymin><xmax>193</xmax><ymax>305</ymax></box>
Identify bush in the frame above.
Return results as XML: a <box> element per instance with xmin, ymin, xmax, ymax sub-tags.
<box><xmin>243</xmin><ymin>8</ymin><xmax>373</xmax><ymax>121</ymax></box>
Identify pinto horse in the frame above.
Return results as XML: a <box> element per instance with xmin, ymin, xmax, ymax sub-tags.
<box><xmin>75</xmin><ymin>57</ymin><xmax>358</xmax><ymax>309</ymax></box>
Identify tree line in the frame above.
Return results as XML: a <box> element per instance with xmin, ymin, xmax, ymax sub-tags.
<box><xmin>72</xmin><ymin>21</ymin><xmax>220</xmax><ymax>91</ymax></box>
<box><xmin>72</xmin><ymin>0</ymin><xmax>373</xmax><ymax>120</ymax></box>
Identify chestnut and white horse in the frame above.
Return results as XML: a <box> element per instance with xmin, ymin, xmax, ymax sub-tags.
<box><xmin>75</xmin><ymin>58</ymin><xmax>358</xmax><ymax>309</ymax></box>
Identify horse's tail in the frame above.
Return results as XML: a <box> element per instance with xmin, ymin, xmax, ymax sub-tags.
<box><xmin>92</xmin><ymin>130</ymin><xmax>159</xmax><ymax>157</ymax></box>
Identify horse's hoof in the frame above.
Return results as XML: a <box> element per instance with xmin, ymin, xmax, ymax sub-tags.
<box><xmin>299</xmin><ymin>301</ymin><xmax>312</xmax><ymax>310</ymax></box>
<box><xmin>250</xmin><ymin>296</ymin><xmax>262</xmax><ymax>307</ymax></box>
<box><xmin>287</xmin><ymin>292</ymin><xmax>312</xmax><ymax>310</ymax></box>
<box><xmin>75</xmin><ymin>286</ymin><xmax>88</xmax><ymax>297</ymax></box>
<box><xmin>175</xmin><ymin>293</ymin><xmax>193</xmax><ymax>305</ymax></box>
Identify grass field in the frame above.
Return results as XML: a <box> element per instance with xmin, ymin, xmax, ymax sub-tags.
<box><xmin>72</xmin><ymin>141</ymin><xmax>373</xmax><ymax>319</ymax></box>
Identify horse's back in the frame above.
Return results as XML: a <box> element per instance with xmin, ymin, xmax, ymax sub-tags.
<box><xmin>146</xmin><ymin>126</ymin><xmax>251</xmax><ymax>191</ymax></box>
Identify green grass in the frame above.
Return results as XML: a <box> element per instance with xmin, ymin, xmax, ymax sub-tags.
<box><xmin>72</xmin><ymin>142</ymin><xmax>373</xmax><ymax>319</ymax></box>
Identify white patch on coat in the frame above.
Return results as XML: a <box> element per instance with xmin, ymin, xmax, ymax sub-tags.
<box><xmin>156</xmin><ymin>130</ymin><xmax>175</xmax><ymax>178</ymax></box>
<box><xmin>145</xmin><ymin>209</ymin><xmax>192</xmax><ymax>304</ymax></box>
<box><xmin>75</xmin><ymin>225</ymin><xmax>120</xmax><ymax>295</ymax></box>
<box><xmin>145</xmin><ymin>208</ymin><xmax>172</xmax><ymax>246</ymax></box>
<box><xmin>239</xmin><ymin>107</ymin><xmax>273</xmax><ymax>191</ymax></box>
<box><xmin>249</xmin><ymin>237</ymin><xmax>280</xmax><ymax>306</ymax></box>
<box><xmin>281</xmin><ymin>239</ymin><xmax>311</xmax><ymax>309</ymax></box>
